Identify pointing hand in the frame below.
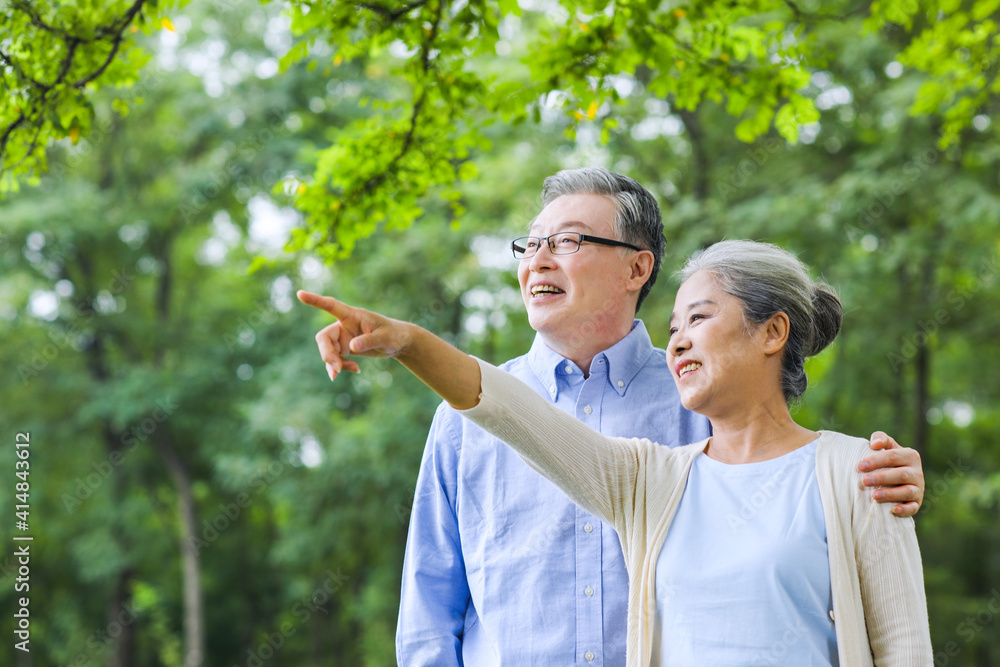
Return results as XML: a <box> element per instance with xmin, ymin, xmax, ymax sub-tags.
<box><xmin>297</xmin><ymin>291</ymin><xmax>413</xmax><ymax>381</ymax></box>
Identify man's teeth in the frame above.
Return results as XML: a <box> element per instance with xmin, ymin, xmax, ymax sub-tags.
<box><xmin>531</xmin><ymin>285</ymin><xmax>565</xmax><ymax>296</ymax></box>
<box><xmin>679</xmin><ymin>362</ymin><xmax>702</xmax><ymax>376</ymax></box>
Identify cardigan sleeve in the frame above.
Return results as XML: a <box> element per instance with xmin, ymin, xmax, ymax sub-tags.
<box><xmin>458</xmin><ymin>358</ymin><xmax>661</xmax><ymax>530</ymax></box>
<box><xmin>851</xmin><ymin>460</ymin><xmax>934</xmax><ymax>665</ymax></box>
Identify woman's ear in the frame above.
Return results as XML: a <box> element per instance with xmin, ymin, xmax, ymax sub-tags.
<box><xmin>762</xmin><ymin>312</ymin><xmax>791</xmax><ymax>355</ymax></box>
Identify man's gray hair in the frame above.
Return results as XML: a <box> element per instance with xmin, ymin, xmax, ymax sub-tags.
<box><xmin>539</xmin><ymin>167</ymin><xmax>665</xmax><ymax>313</ymax></box>
<box><xmin>680</xmin><ymin>240</ymin><xmax>843</xmax><ymax>403</ymax></box>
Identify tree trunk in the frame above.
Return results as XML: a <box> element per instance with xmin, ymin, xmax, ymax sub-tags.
<box><xmin>106</xmin><ymin>565</ymin><xmax>136</xmax><ymax>667</ymax></box>
<box><xmin>149</xmin><ymin>229</ymin><xmax>205</xmax><ymax>666</ymax></box>
<box><xmin>912</xmin><ymin>243</ymin><xmax>937</xmax><ymax>457</ymax></box>
<box><xmin>105</xmin><ymin>425</ymin><xmax>136</xmax><ymax>667</ymax></box>
<box><xmin>151</xmin><ymin>434</ymin><xmax>205</xmax><ymax>667</ymax></box>
<box><xmin>74</xmin><ymin>247</ymin><xmax>138</xmax><ymax>667</ymax></box>
<box><xmin>912</xmin><ymin>322</ymin><xmax>930</xmax><ymax>457</ymax></box>
<box><xmin>677</xmin><ymin>108</ymin><xmax>710</xmax><ymax>201</ymax></box>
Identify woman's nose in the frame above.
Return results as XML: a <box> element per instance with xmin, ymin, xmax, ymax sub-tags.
<box><xmin>669</xmin><ymin>330</ymin><xmax>690</xmax><ymax>356</ymax></box>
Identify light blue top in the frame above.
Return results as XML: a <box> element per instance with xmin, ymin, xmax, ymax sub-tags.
<box><xmin>396</xmin><ymin>321</ymin><xmax>711</xmax><ymax>666</ymax></box>
<box><xmin>653</xmin><ymin>439</ymin><xmax>838</xmax><ymax>666</ymax></box>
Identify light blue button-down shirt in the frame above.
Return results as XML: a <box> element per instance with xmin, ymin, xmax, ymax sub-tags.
<box><xmin>396</xmin><ymin>321</ymin><xmax>711</xmax><ymax>666</ymax></box>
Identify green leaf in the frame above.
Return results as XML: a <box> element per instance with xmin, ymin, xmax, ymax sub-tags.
<box><xmin>774</xmin><ymin>103</ymin><xmax>799</xmax><ymax>144</ymax></box>
<box><xmin>973</xmin><ymin>0</ymin><xmax>1000</xmax><ymax>21</ymax></box>
<box><xmin>280</xmin><ymin>41</ymin><xmax>311</xmax><ymax>72</ymax></box>
<box><xmin>735</xmin><ymin>117</ymin><xmax>758</xmax><ymax>143</ymax></box>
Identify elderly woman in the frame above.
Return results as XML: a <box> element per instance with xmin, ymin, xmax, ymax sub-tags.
<box><xmin>299</xmin><ymin>240</ymin><xmax>932</xmax><ymax>666</ymax></box>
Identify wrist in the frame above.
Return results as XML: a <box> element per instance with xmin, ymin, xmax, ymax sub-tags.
<box><xmin>393</xmin><ymin>322</ymin><xmax>424</xmax><ymax>362</ymax></box>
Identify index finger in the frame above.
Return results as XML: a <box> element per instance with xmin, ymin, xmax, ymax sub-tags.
<box><xmin>297</xmin><ymin>290</ymin><xmax>353</xmax><ymax>318</ymax></box>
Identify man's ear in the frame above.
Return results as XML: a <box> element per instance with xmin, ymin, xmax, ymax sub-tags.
<box><xmin>762</xmin><ymin>312</ymin><xmax>791</xmax><ymax>355</ymax></box>
<box><xmin>627</xmin><ymin>250</ymin><xmax>655</xmax><ymax>291</ymax></box>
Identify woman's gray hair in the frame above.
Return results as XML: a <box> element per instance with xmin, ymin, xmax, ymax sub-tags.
<box><xmin>540</xmin><ymin>167</ymin><xmax>665</xmax><ymax>313</ymax></box>
<box><xmin>680</xmin><ymin>240</ymin><xmax>843</xmax><ymax>402</ymax></box>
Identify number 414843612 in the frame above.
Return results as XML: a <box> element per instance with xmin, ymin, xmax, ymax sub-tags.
<box><xmin>15</xmin><ymin>433</ymin><xmax>30</xmax><ymax>530</ymax></box>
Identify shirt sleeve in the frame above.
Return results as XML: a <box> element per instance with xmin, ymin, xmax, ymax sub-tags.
<box><xmin>460</xmin><ymin>358</ymin><xmax>658</xmax><ymax>530</ymax></box>
<box><xmin>852</xmin><ymin>461</ymin><xmax>934</xmax><ymax>665</ymax></box>
<box><xmin>396</xmin><ymin>402</ymin><xmax>469</xmax><ymax>667</ymax></box>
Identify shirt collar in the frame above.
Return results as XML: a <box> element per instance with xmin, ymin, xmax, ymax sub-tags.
<box><xmin>526</xmin><ymin>320</ymin><xmax>657</xmax><ymax>399</ymax></box>
<box><xmin>596</xmin><ymin>320</ymin><xmax>656</xmax><ymax>396</ymax></box>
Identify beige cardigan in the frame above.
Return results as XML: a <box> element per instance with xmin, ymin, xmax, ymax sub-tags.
<box><xmin>461</xmin><ymin>359</ymin><xmax>932</xmax><ymax>666</ymax></box>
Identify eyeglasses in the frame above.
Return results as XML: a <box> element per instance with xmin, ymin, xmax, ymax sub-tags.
<box><xmin>511</xmin><ymin>232</ymin><xmax>642</xmax><ymax>259</ymax></box>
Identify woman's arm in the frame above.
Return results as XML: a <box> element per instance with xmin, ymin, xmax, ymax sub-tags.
<box><xmin>853</xmin><ymin>474</ymin><xmax>934</xmax><ymax>664</ymax></box>
<box><xmin>298</xmin><ymin>291</ymin><xmax>482</xmax><ymax>408</ymax></box>
<box><xmin>464</xmin><ymin>357</ymin><xmax>663</xmax><ymax>526</ymax></box>
<box><xmin>298</xmin><ymin>291</ymin><xmax>653</xmax><ymax>527</ymax></box>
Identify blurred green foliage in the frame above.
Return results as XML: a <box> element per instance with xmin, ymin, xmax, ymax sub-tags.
<box><xmin>5</xmin><ymin>1</ymin><xmax>1000</xmax><ymax>257</ymax></box>
<box><xmin>0</xmin><ymin>0</ymin><xmax>187</xmax><ymax>191</ymax></box>
<box><xmin>0</xmin><ymin>0</ymin><xmax>998</xmax><ymax>666</ymax></box>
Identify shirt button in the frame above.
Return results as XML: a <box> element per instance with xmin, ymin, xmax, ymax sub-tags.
<box><xmin>584</xmin><ymin>586</ymin><xmax>594</xmax><ymax>597</ymax></box>
<box><xmin>585</xmin><ymin>650</ymin><xmax>595</xmax><ymax>662</ymax></box>
<box><xmin>583</xmin><ymin>523</ymin><xmax>593</xmax><ymax>533</ymax></box>
<box><xmin>583</xmin><ymin>405</ymin><xmax>592</xmax><ymax>415</ymax></box>
<box><xmin>565</xmin><ymin>365</ymin><xmax>573</xmax><ymax>373</ymax></box>
<box><xmin>616</xmin><ymin>380</ymin><xmax>624</xmax><ymax>388</ymax></box>
<box><xmin>550</xmin><ymin>385</ymin><xmax>556</xmax><ymax>394</ymax></box>
<box><xmin>829</xmin><ymin>610</ymin><xmax>835</xmax><ymax>622</ymax></box>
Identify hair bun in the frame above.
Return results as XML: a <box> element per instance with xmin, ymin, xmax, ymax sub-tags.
<box><xmin>806</xmin><ymin>283</ymin><xmax>843</xmax><ymax>357</ymax></box>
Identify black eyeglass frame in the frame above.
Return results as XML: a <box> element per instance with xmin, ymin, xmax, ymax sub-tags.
<box><xmin>511</xmin><ymin>232</ymin><xmax>642</xmax><ymax>259</ymax></box>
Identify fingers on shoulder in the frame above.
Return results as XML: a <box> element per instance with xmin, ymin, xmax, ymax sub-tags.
<box><xmin>892</xmin><ymin>501</ymin><xmax>920</xmax><ymax>518</ymax></box>
<box><xmin>868</xmin><ymin>431</ymin><xmax>899</xmax><ymax>450</ymax></box>
<box><xmin>870</xmin><ymin>446</ymin><xmax>919</xmax><ymax>470</ymax></box>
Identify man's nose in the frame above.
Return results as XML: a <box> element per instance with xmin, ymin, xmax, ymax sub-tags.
<box><xmin>528</xmin><ymin>240</ymin><xmax>557</xmax><ymax>268</ymax></box>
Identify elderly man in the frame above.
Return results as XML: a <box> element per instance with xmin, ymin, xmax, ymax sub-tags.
<box><xmin>390</xmin><ymin>168</ymin><xmax>924</xmax><ymax>666</ymax></box>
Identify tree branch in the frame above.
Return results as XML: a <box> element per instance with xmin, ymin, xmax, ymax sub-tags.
<box><xmin>4</xmin><ymin>123</ymin><xmax>43</xmax><ymax>174</ymax></box>
<box><xmin>11</xmin><ymin>0</ymin><xmax>148</xmax><ymax>44</ymax></box>
<box><xmin>355</xmin><ymin>0</ymin><xmax>428</xmax><ymax>22</ymax></box>
<box><xmin>75</xmin><ymin>0</ymin><xmax>148</xmax><ymax>87</ymax></box>
<box><xmin>386</xmin><ymin>0</ymin><xmax>441</xmax><ymax>167</ymax></box>
<box><xmin>0</xmin><ymin>112</ymin><xmax>27</xmax><ymax>157</ymax></box>
<box><xmin>324</xmin><ymin>0</ymin><xmax>444</xmax><ymax>246</ymax></box>
<box><xmin>782</xmin><ymin>0</ymin><xmax>873</xmax><ymax>22</ymax></box>
<box><xmin>11</xmin><ymin>0</ymin><xmax>80</xmax><ymax>41</ymax></box>
<box><xmin>364</xmin><ymin>0</ymin><xmax>441</xmax><ymax>188</ymax></box>
<box><xmin>0</xmin><ymin>0</ymin><xmax>150</xmax><ymax>174</ymax></box>
<box><xmin>0</xmin><ymin>47</ymin><xmax>48</xmax><ymax>90</ymax></box>
<box><xmin>74</xmin><ymin>31</ymin><xmax>125</xmax><ymax>88</ymax></box>
<box><xmin>54</xmin><ymin>38</ymin><xmax>80</xmax><ymax>87</ymax></box>
<box><xmin>97</xmin><ymin>0</ymin><xmax>149</xmax><ymax>39</ymax></box>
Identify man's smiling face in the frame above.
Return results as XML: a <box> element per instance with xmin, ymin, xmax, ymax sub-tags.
<box><xmin>517</xmin><ymin>193</ymin><xmax>638</xmax><ymax>353</ymax></box>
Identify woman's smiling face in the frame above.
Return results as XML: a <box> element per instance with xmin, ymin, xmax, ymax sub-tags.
<box><xmin>666</xmin><ymin>270</ymin><xmax>775</xmax><ymax>417</ymax></box>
